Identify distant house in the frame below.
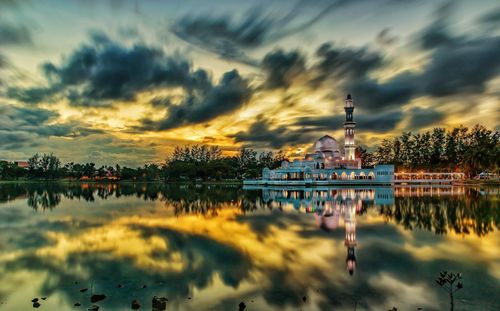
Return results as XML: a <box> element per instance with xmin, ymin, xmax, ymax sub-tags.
<box><xmin>14</xmin><ymin>161</ymin><xmax>29</xmax><ymax>169</ymax></box>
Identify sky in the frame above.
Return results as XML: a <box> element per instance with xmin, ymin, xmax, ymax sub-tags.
<box><xmin>0</xmin><ymin>0</ymin><xmax>499</xmax><ymax>166</ymax></box>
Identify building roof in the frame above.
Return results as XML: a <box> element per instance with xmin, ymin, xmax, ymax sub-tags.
<box><xmin>314</xmin><ymin>135</ymin><xmax>339</xmax><ymax>153</ymax></box>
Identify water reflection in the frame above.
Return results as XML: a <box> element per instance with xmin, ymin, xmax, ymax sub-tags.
<box><xmin>0</xmin><ymin>183</ymin><xmax>498</xmax><ymax>310</ymax></box>
<box><xmin>1</xmin><ymin>183</ymin><xmax>496</xmax><ymax>237</ymax></box>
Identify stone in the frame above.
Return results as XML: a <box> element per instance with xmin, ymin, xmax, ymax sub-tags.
<box><xmin>74</xmin><ymin>302</ymin><xmax>81</xmax><ymax>306</ymax></box>
<box><xmin>131</xmin><ymin>299</ymin><xmax>141</xmax><ymax>309</ymax></box>
<box><xmin>90</xmin><ymin>294</ymin><xmax>106</xmax><ymax>303</ymax></box>
<box><xmin>238</xmin><ymin>302</ymin><xmax>246</xmax><ymax>311</ymax></box>
<box><xmin>87</xmin><ymin>305</ymin><xmax>99</xmax><ymax>311</ymax></box>
<box><xmin>141</xmin><ymin>285</ymin><xmax>147</xmax><ymax>288</ymax></box>
<box><xmin>33</xmin><ymin>302</ymin><xmax>41</xmax><ymax>308</ymax></box>
<box><xmin>79</xmin><ymin>288</ymin><xmax>88</xmax><ymax>293</ymax></box>
<box><xmin>118</xmin><ymin>284</ymin><xmax>123</xmax><ymax>288</ymax></box>
<box><xmin>152</xmin><ymin>296</ymin><xmax>168</xmax><ymax>310</ymax></box>
<box><xmin>302</xmin><ymin>296</ymin><xmax>307</xmax><ymax>302</ymax></box>
<box><xmin>31</xmin><ymin>298</ymin><xmax>39</xmax><ymax>303</ymax></box>
<box><xmin>41</xmin><ymin>297</ymin><xmax>47</xmax><ymax>300</ymax></box>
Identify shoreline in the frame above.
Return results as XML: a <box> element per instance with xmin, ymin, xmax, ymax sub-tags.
<box><xmin>0</xmin><ymin>179</ymin><xmax>499</xmax><ymax>186</ymax></box>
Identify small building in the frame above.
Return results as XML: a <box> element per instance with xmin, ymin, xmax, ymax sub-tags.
<box><xmin>14</xmin><ymin>161</ymin><xmax>29</xmax><ymax>169</ymax></box>
<box><xmin>244</xmin><ymin>95</ymin><xmax>395</xmax><ymax>186</ymax></box>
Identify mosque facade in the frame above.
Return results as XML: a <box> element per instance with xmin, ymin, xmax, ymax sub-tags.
<box><xmin>244</xmin><ymin>95</ymin><xmax>395</xmax><ymax>186</ymax></box>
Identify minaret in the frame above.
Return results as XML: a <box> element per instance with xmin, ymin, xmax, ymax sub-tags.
<box><xmin>344</xmin><ymin>94</ymin><xmax>356</xmax><ymax>161</ymax></box>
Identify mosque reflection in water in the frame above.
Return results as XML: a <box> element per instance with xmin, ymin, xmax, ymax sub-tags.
<box><xmin>255</xmin><ymin>187</ymin><xmax>395</xmax><ymax>275</ymax></box>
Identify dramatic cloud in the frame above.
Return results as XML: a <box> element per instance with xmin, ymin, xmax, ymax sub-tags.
<box><xmin>406</xmin><ymin>107</ymin><xmax>444</xmax><ymax>130</ymax></box>
<box><xmin>230</xmin><ymin>117</ymin><xmax>315</xmax><ymax>149</ymax></box>
<box><xmin>0</xmin><ymin>103</ymin><xmax>101</xmax><ymax>150</ymax></box>
<box><xmin>418</xmin><ymin>1</ymin><xmax>455</xmax><ymax>50</ymax></box>
<box><xmin>310</xmin><ymin>42</ymin><xmax>384</xmax><ymax>88</ymax></box>
<box><xmin>477</xmin><ymin>7</ymin><xmax>500</xmax><ymax>27</ymax></box>
<box><xmin>260</xmin><ymin>49</ymin><xmax>306</xmax><ymax>90</ymax></box>
<box><xmin>140</xmin><ymin>69</ymin><xmax>252</xmax><ymax>130</ymax></box>
<box><xmin>295</xmin><ymin>109</ymin><xmax>404</xmax><ymax>133</ymax></box>
<box><xmin>420</xmin><ymin>36</ymin><xmax>500</xmax><ymax>97</ymax></box>
<box><xmin>8</xmin><ymin>34</ymin><xmax>212</xmax><ymax>106</ymax></box>
<box><xmin>171</xmin><ymin>1</ymin><xmax>342</xmax><ymax>65</ymax></box>
<box><xmin>375</xmin><ymin>28</ymin><xmax>398</xmax><ymax>46</ymax></box>
<box><xmin>0</xmin><ymin>21</ymin><xmax>32</xmax><ymax>45</ymax></box>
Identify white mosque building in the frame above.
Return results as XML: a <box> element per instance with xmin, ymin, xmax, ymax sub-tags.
<box><xmin>244</xmin><ymin>94</ymin><xmax>395</xmax><ymax>186</ymax></box>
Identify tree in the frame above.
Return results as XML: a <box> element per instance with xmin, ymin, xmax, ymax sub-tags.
<box><xmin>27</xmin><ymin>153</ymin><xmax>60</xmax><ymax>179</ymax></box>
<box><xmin>430</xmin><ymin>128</ymin><xmax>446</xmax><ymax>169</ymax></box>
<box><xmin>435</xmin><ymin>271</ymin><xmax>464</xmax><ymax>311</ymax></box>
<box><xmin>355</xmin><ymin>146</ymin><xmax>374</xmax><ymax>167</ymax></box>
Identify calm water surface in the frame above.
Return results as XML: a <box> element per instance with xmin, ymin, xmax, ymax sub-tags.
<box><xmin>0</xmin><ymin>183</ymin><xmax>498</xmax><ymax>311</ymax></box>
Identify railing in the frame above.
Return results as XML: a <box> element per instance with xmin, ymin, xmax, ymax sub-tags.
<box><xmin>394</xmin><ymin>172</ymin><xmax>464</xmax><ymax>183</ymax></box>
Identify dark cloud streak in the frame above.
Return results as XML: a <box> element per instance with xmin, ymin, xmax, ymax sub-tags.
<box><xmin>140</xmin><ymin>69</ymin><xmax>252</xmax><ymax>130</ymax></box>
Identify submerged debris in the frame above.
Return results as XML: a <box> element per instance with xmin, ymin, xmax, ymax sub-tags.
<box><xmin>238</xmin><ymin>301</ymin><xmax>246</xmax><ymax>311</ymax></box>
<box><xmin>131</xmin><ymin>299</ymin><xmax>141</xmax><ymax>309</ymax></box>
<box><xmin>152</xmin><ymin>296</ymin><xmax>168</xmax><ymax>310</ymax></box>
<box><xmin>90</xmin><ymin>294</ymin><xmax>106</xmax><ymax>303</ymax></box>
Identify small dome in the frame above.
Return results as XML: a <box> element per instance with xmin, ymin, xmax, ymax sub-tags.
<box><xmin>314</xmin><ymin>135</ymin><xmax>339</xmax><ymax>153</ymax></box>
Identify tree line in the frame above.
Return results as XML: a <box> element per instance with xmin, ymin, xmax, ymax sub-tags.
<box><xmin>0</xmin><ymin>124</ymin><xmax>498</xmax><ymax>181</ymax></box>
<box><xmin>0</xmin><ymin>146</ymin><xmax>287</xmax><ymax>181</ymax></box>
<box><xmin>368</xmin><ymin>124</ymin><xmax>499</xmax><ymax>177</ymax></box>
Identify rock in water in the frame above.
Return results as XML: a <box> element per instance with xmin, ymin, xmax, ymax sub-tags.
<box><xmin>79</xmin><ymin>288</ymin><xmax>88</xmax><ymax>293</ymax></box>
<box><xmin>131</xmin><ymin>299</ymin><xmax>141</xmax><ymax>309</ymax></box>
<box><xmin>33</xmin><ymin>302</ymin><xmax>41</xmax><ymax>308</ymax></box>
<box><xmin>87</xmin><ymin>305</ymin><xmax>99</xmax><ymax>311</ymax></box>
<box><xmin>74</xmin><ymin>302</ymin><xmax>81</xmax><ymax>306</ymax></box>
<box><xmin>152</xmin><ymin>296</ymin><xmax>168</xmax><ymax>310</ymax></box>
<box><xmin>238</xmin><ymin>302</ymin><xmax>246</xmax><ymax>311</ymax></box>
<box><xmin>41</xmin><ymin>297</ymin><xmax>46</xmax><ymax>300</ymax></box>
<box><xmin>90</xmin><ymin>294</ymin><xmax>106</xmax><ymax>303</ymax></box>
<box><xmin>302</xmin><ymin>296</ymin><xmax>307</xmax><ymax>302</ymax></box>
<box><xmin>31</xmin><ymin>298</ymin><xmax>39</xmax><ymax>303</ymax></box>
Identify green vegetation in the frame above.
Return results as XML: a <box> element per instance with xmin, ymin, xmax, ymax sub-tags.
<box><xmin>0</xmin><ymin>146</ymin><xmax>286</xmax><ymax>182</ymax></box>
<box><xmin>1</xmin><ymin>124</ymin><xmax>498</xmax><ymax>181</ymax></box>
<box><xmin>372</xmin><ymin>125</ymin><xmax>499</xmax><ymax>177</ymax></box>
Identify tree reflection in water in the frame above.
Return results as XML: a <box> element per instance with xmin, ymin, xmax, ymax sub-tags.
<box><xmin>0</xmin><ymin>183</ymin><xmax>497</xmax><ymax>237</ymax></box>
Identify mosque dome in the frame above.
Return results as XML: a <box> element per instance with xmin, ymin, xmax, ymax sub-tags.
<box><xmin>314</xmin><ymin>135</ymin><xmax>339</xmax><ymax>153</ymax></box>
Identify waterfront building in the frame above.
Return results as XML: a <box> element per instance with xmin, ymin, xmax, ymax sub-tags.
<box><xmin>244</xmin><ymin>95</ymin><xmax>395</xmax><ymax>186</ymax></box>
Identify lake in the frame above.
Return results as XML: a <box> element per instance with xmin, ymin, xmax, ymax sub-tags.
<box><xmin>0</xmin><ymin>183</ymin><xmax>498</xmax><ymax>311</ymax></box>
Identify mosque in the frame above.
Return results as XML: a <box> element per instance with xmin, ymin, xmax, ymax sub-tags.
<box><xmin>244</xmin><ymin>95</ymin><xmax>395</xmax><ymax>186</ymax></box>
